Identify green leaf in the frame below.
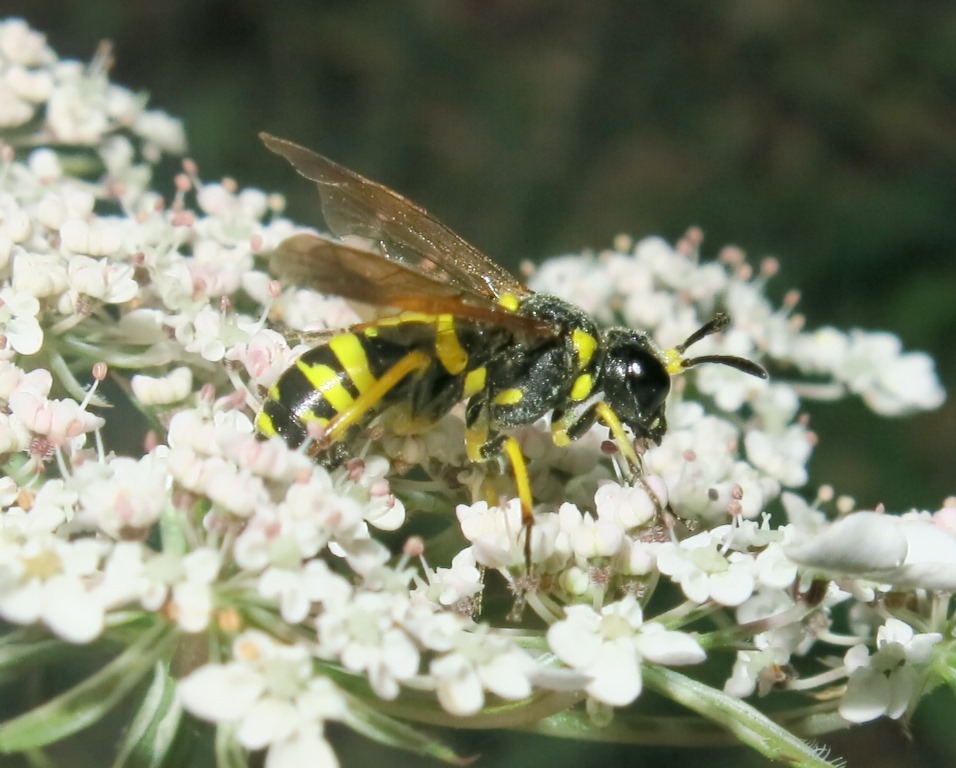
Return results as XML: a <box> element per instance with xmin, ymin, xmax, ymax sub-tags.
<box><xmin>112</xmin><ymin>661</ymin><xmax>183</xmax><ymax>768</ymax></box>
<box><xmin>0</xmin><ymin>622</ymin><xmax>177</xmax><ymax>753</ymax></box>
<box><xmin>0</xmin><ymin>629</ymin><xmax>71</xmax><ymax>677</ymax></box>
<box><xmin>641</xmin><ymin>665</ymin><xmax>842</xmax><ymax>768</ymax></box>
<box><xmin>343</xmin><ymin>694</ymin><xmax>470</xmax><ymax>765</ymax></box>
<box><xmin>214</xmin><ymin>725</ymin><xmax>249</xmax><ymax>768</ymax></box>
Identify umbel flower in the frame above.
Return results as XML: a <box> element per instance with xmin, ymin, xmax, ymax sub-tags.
<box><xmin>0</xmin><ymin>18</ymin><xmax>952</xmax><ymax>768</ymax></box>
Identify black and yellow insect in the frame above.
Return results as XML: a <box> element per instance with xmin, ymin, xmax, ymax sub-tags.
<box><xmin>256</xmin><ymin>133</ymin><xmax>768</xmax><ymax>563</ymax></box>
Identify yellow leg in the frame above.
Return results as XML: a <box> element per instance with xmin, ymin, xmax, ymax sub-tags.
<box><xmin>594</xmin><ymin>402</ymin><xmax>666</xmax><ymax>515</ymax></box>
<box><xmin>502</xmin><ymin>436</ymin><xmax>534</xmax><ymax>569</ymax></box>
<box><xmin>594</xmin><ymin>402</ymin><xmax>642</xmax><ymax>475</ymax></box>
<box><xmin>324</xmin><ymin>350</ymin><xmax>431</xmax><ymax>444</ymax></box>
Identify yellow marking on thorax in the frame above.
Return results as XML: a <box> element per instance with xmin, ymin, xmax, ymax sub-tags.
<box><xmin>295</xmin><ymin>359</ymin><xmax>354</xmax><ymax>411</ymax></box>
<box><xmin>498</xmin><ymin>293</ymin><xmax>520</xmax><ymax>311</ymax></box>
<box><xmin>463</xmin><ymin>366</ymin><xmax>487</xmax><ymax>397</ymax></box>
<box><xmin>572</xmin><ymin>328</ymin><xmax>598</xmax><ymax>369</ymax></box>
<box><xmin>569</xmin><ymin>373</ymin><xmax>593</xmax><ymax>402</ymax></box>
<box><xmin>494</xmin><ymin>387</ymin><xmax>523</xmax><ymax>406</ymax></box>
<box><xmin>435</xmin><ymin>314</ymin><xmax>468</xmax><ymax>375</ymax></box>
<box><xmin>328</xmin><ymin>333</ymin><xmax>375</xmax><ymax>393</ymax></box>
<box><xmin>465</xmin><ymin>403</ymin><xmax>492</xmax><ymax>462</ymax></box>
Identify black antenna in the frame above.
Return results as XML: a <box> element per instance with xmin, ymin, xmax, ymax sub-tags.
<box><xmin>674</xmin><ymin>313</ymin><xmax>768</xmax><ymax>379</ymax></box>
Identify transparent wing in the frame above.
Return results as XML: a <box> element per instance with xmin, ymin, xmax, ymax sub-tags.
<box><xmin>270</xmin><ymin>233</ymin><xmax>554</xmax><ymax>336</ymax></box>
<box><xmin>261</xmin><ymin>133</ymin><xmax>531</xmax><ymax>301</ymax></box>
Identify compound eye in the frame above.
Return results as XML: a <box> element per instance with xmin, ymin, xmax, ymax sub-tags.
<box><xmin>627</xmin><ymin>354</ymin><xmax>669</xmax><ymax>415</ymax></box>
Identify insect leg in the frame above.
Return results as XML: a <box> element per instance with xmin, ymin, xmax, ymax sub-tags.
<box><xmin>501</xmin><ymin>436</ymin><xmax>534</xmax><ymax>568</ymax></box>
<box><xmin>593</xmin><ymin>401</ymin><xmax>643</xmax><ymax>476</ymax></box>
<box><xmin>323</xmin><ymin>349</ymin><xmax>432</xmax><ymax>444</ymax></box>
<box><xmin>465</xmin><ymin>397</ymin><xmax>535</xmax><ymax>570</ymax></box>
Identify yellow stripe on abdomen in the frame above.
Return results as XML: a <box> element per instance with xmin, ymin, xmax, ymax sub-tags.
<box><xmin>328</xmin><ymin>333</ymin><xmax>375</xmax><ymax>394</ymax></box>
<box><xmin>435</xmin><ymin>314</ymin><xmax>468</xmax><ymax>375</ymax></box>
<box><xmin>295</xmin><ymin>359</ymin><xmax>354</xmax><ymax>412</ymax></box>
<box><xmin>256</xmin><ymin>409</ymin><xmax>277</xmax><ymax>437</ymax></box>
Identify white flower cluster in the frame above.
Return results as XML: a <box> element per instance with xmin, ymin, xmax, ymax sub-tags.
<box><xmin>0</xmin><ymin>18</ymin><xmax>953</xmax><ymax>768</ymax></box>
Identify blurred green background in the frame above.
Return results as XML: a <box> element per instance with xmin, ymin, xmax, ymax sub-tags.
<box><xmin>8</xmin><ymin>1</ymin><xmax>956</xmax><ymax>766</ymax></box>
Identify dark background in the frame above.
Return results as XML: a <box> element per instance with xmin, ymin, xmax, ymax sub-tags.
<box><xmin>7</xmin><ymin>1</ymin><xmax>956</xmax><ymax>766</ymax></box>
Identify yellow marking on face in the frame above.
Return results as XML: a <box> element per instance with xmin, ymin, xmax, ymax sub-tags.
<box><xmin>572</xmin><ymin>328</ymin><xmax>598</xmax><ymax>369</ymax></box>
<box><xmin>494</xmin><ymin>387</ymin><xmax>524</xmax><ymax>406</ymax></box>
<box><xmin>329</xmin><ymin>334</ymin><xmax>375</xmax><ymax>394</ymax></box>
<box><xmin>498</xmin><ymin>293</ymin><xmax>520</xmax><ymax>312</ymax></box>
<box><xmin>267</xmin><ymin>382</ymin><xmax>281</xmax><ymax>400</ymax></box>
<box><xmin>363</xmin><ymin>326</ymin><xmax>379</xmax><ymax>338</ymax></box>
<box><xmin>463</xmin><ymin>367</ymin><xmax>487</xmax><ymax>398</ymax></box>
<box><xmin>663</xmin><ymin>347</ymin><xmax>684</xmax><ymax>375</ymax></box>
<box><xmin>570</xmin><ymin>373</ymin><xmax>593</xmax><ymax>402</ymax></box>
<box><xmin>295</xmin><ymin>359</ymin><xmax>354</xmax><ymax>412</ymax></box>
<box><xmin>255</xmin><ymin>410</ymin><xmax>277</xmax><ymax>437</ymax></box>
<box><xmin>435</xmin><ymin>314</ymin><xmax>468</xmax><ymax>375</ymax></box>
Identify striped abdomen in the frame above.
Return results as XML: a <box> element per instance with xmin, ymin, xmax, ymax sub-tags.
<box><xmin>256</xmin><ymin>314</ymin><xmax>505</xmax><ymax>462</ymax></box>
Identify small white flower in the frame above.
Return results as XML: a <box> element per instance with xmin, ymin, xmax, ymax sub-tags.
<box><xmin>430</xmin><ymin>628</ymin><xmax>535</xmax><ymax>715</ymax></box>
<box><xmin>785</xmin><ymin>510</ymin><xmax>956</xmax><ymax>591</ymax></box>
<box><xmin>258</xmin><ymin>559</ymin><xmax>352</xmax><ymax>624</ymax></box>
<box><xmin>724</xmin><ymin>646</ymin><xmax>790</xmax><ymax>698</ymax></box>
<box><xmin>133</xmin><ymin>109</ymin><xmax>187</xmax><ymax>158</ymax></box>
<box><xmin>60</xmin><ymin>218</ymin><xmax>124</xmax><ymax>257</ymax></box>
<box><xmin>0</xmin><ymin>535</ymin><xmax>109</xmax><ymax>643</ymax></box>
<box><xmin>131</xmin><ymin>367</ymin><xmax>193</xmax><ymax>406</ymax></box>
<box><xmin>76</xmin><ymin>454</ymin><xmax>168</xmax><ymax>538</ymax></box>
<box><xmin>11</xmin><ymin>251</ymin><xmax>68</xmax><ymax>298</ymax></box>
<box><xmin>135</xmin><ymin>547</ymin><xmax>220</xmax><ymax>632</ymax></box>
<box><xmin>65</xmin><ymin>254</ymin><xmax>138</xmax><ymax>305</ymax></box>
<box><xmin>744</xmin><ymin>425</ymin><xmax>812</xmax><ymax>488</ymax></box>
<box><xmin>839</xmin><ymin>618</ymin><xmax>942</xmax><ymax>723</ymax></box>
<box><xmin>547</xmin><ymin>595</ymin><xmax>705</xmax><ymax>706</ymax></box>
<box><xmin>0</xmin><ymin>198</ymin><xmax>33</xmax><ymax>243</ymax></box>
<box><xmin>204</xmin><ymin>460</ymin><xmax>267</xmax><ymax>518</ymax></box>
<box><xmin>558</xmin><ymin>502</ymin><xmax>625</xmax><ymax>560</ymax></box>
<box><xmin>424</xmin><ymin>548</ymin><xmax>484</xmax><ymax>608</ymax></box>
<box><xmin>0</xmin><ymin>286</ymin><xmax>43</xmax><ymax>354</ymax></box>
<box><xmin>178</xmin><ymin>631</ymin><xmax>344</xmax><ymax>764</ymax></box>
<box><xmin>227</xmin><ymin>328</ymin><xmax>301</xmax><ymax>389</ymax></box>
<box><xmin>315</xmin><ymin>591</ymin><xmax>420</xmax><ymax>700</ymax></box>
<box><xmin>8</xmin><ymin>389</ymin><xmax>104</xmax><ymax>446</ymax></box>
<box><xmin>456</xmin><ymin>498</ymin><xmax>530</xmax><ymax>569</ymax></box>
<box><xmin>0</xmin><ymin>19</ymin><xmax>55</xmax><ymax>66</ymax></box>
<box><xmin>169</xmin><ymin>548</ymin><xmax>221</xmax><ymax>633</ymax></box>
<box><xmin>657</xmin><ymin>528</ymin><xmax>757</xmax><ymax>606</ymax></box>
<box><xmin>593</xmin><ymin>481</ymin><xmax>657</xmax><ymax>529</ymax></box>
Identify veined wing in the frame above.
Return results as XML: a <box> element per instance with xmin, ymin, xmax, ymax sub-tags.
<box><xmin>270</xmin><ymin>233</ymin><xmax>554</xmax><ymax>337</ymax></box>
<box><xmin>261</xmin><ymin>133</ymin><xmax>531</xmax><ymax>301</ymax></box>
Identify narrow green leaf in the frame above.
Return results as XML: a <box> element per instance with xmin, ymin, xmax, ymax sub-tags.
<box><xmin>0</xmin><ymin>622</ymin><xmax>177</xmax><ymax>752</ymax></box>
<box><xmin>112</xmin><ymin>661</ymin><xmax>183</xmax><ymax>768</ymax></box>
<box><xmin>214</xmin><ymin>725</ymin><xmax>249</xmax><ymax>768</ymax></box>
<box><xmin>0</xmin><ymin>630</ymin><xmax>69</xmax><ymax>675</ymax></box>
<box><xmin>342</xmin><ymin>694</ymin><xmax>469</xmax><ymax>766</ymax></box>
<box><xmin>642</xmin><ymin>664</ymin><xmax>842</xmax><ymax>768</ymax></box>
